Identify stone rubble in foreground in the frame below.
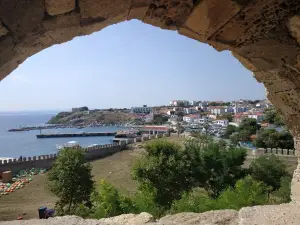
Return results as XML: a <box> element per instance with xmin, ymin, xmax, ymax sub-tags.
<box><xmin>1</xmin><ymin>203</ymin><xmax>300</xmax><ymax>225</ymax></box>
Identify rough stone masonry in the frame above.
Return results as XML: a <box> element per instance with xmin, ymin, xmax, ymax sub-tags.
<box><xmin>1</xmin><ymin>0</ymin><xmax>300</xmax><ymax>222</ymax></box>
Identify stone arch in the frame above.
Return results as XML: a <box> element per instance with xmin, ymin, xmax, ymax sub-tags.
<box><xmin>1</xmin><ymin>0</ymin><xmax>300</xmax><ymax>201</ymax></box>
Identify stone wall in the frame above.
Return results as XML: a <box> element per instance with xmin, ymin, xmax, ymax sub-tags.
<box><xmin>254</xmin><ymin>148</ymin><xmax>296</xmax><ymax>156</ymax></box>
<box><xmin>0</xmin><ymin>133</ymin><xmax>171</xmax><ymax>174</ymax></box>
<box><xmin>0</xmin><ymin>143</ymin><xmax>122</xmax><ymax>174</ymax></box>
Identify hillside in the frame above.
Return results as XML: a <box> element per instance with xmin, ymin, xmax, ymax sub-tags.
<box><xmin>47</xmin><ymin>110</ymin><xmax>133</xmax><ymax>125</ymax></box>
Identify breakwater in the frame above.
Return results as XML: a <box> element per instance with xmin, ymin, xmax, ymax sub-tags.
<box><xmin>36</xmin><ymin>132</ymin><xmax>116</xmax><ymax>138</ymax></box>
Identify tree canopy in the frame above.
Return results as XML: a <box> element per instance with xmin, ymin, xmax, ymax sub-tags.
<box><xmin>264</xmin><ymin>108</ymin><xmax>284</xmax><ymax>126</ymax></box>
<box><xmin>229</xmin><ymin>118</ymin><xmax>260</xmax><ymax>144</ymax></box>
<box><xmin>253</xmin><ymin>129</ymin><xmax>294</xmax><ymax>149</ymax></box>
<box><xmin>249</xmin><ymin>154</ymin><xmax>289</xmax><ymax>191</ymax></box>
<box><xmin>48</xmin><ymin>147</ymin><xmax>94</xmax><ymax>215</ymax></box>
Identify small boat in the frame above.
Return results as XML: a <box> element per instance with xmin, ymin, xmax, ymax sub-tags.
<box><xmin>56</xmin><ymin>141</ymin><xmax>81</xmax><ymax>150</ymax></box>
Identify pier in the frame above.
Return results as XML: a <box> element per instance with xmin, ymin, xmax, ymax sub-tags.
<box><xmin>36</xmin><ymin>132</ymin><xmax>116</xmax><ymax>138</ymax></box>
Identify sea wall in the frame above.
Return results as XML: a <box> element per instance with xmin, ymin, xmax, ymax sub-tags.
<box><xmin>0</xmin><ymin>143</ymin><xmax>122</xmax><ymax>174</ymax></box>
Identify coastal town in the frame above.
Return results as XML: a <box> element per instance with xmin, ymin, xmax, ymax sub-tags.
<box><xmin>7</xmin><ymin>98</ymin><xmax>289</xmax><ymax>152</ymax></box>
<box><xmin>35</xmin><ymin>99</ymin><xmax>273</xmax><ymax>137</ymax></box>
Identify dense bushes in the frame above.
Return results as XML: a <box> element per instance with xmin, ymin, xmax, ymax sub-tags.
<box><xmin>254</xmin><ymin>129</ymin><xmax>294</xmax><ymax>149</ymax></box>
<box><xmin>49</xmin><ymin>137</ymin><xmax>292</xmax><ymax>219</ymax></box>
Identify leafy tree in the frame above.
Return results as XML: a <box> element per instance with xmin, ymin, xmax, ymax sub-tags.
<box><xmin>254</xmin><ymin>129</ymin><xmax>294</xmax><ymax>149</ymax></box>
<box><xmin>176</xmin><ymin>123</ymin><xmax>185</xmax><ymax>135</ymax></box>
<box><xmin>249</xmin><ymin>155</ymin><xmax>289</xmax><ymax>191</ymax></box>
<box><xmin>218</xmin><ymin>113</ymin><xmax>233</xmax><ymax>122</ymax></box>
<box><xmin>132</xmin><ymin>140</ymin><xmax>196</xmax><ymax>209</ymax></box>
<box><xmin>216</xmin><ymin>176</ymin><xmax>268</xmax><ymax>209</ymax></box>
<box><xmin>264</xmin><ymin>108</ymin><xmax>284</xmax><ymax>126</ymax></box>
<box><xmin>171</xmin><ymin>176</ymin><xmax>268</xmax><ymax>213</ymax></box>
<box><xmin>152</xmin><ymin>115</ymin><xmax>169</xmax><ymax>125</ymax></box>
<box><xmin>230</xmin><ymin>118</ymin><xmax>261</xmax><ymax>144</ymax></box>
<box><xmin>270</xmin><ymin>176</ymin><xmax>291</xmax><ymax>203</ymax></box>
<box><xmin>238</xmin><ymin>129</ymin><xmax>253</xmax><ymax>142</ymax></box>
<box><xmin>170</xmin><ymin>189</ymin><xmax>218</xmax><ymax>214</ymax></box>
<box><xmin>229</xmin><ymin>132</ymin><xmax>240</xmax><ymax>145</ymax></box>
<box><xmin>48</xmin><ymin>148</ymin><xmax>94</xmax><ymax>215</ymax></box>
<box><xmin>223</xmin><ymin>125</ymin><xmax>237</xmax><ymax>138</ymax></box>
<box><xmin>91</xmin><ymin>180</ymin><xmax>135</xmax><ymax>219</ymax></box>
<box><xmin>132</xmin><ymin>186</ymin><xmax>164</xmax><ymax>218</ymax></box>
<box><xmin>239</xmin><ymin>118</ymin><xmax>261</xmax><ymax>135</ymax></box>
<box><xmin>188</xmin><ymin>140</ymin><xmax>247</xmax><ymax>198</ymax></box>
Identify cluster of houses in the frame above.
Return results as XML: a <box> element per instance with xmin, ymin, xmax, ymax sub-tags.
<box><xmin>129</xmin><ymin>100</ymin><xmax>272</xmax><ymax>136</ymax></box>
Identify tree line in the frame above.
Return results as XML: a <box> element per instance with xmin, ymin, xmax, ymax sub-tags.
<box><xmin>48</xmin><ymin>136</ymin><xmax>292</xmax><ymax>218</ymax></box>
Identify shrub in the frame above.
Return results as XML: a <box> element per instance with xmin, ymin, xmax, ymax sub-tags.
<box><xmin>249</xmin><ymin>155</ymin><xmax>289</xmax><ymax>191</ymax></box>
<box><xmin>216</xmin><ymin>176</ymin><xmax>268</xmax><ymax>210</ymax></box>
<box><xmin>91</xmin><ymin>180</ymin><xmax>136</xmax><ymax>219</ymax></box>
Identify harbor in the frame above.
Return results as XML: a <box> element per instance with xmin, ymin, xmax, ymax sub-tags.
<box><xmin>36</xmin><ymin>132</ymin><xmax>116</xmax><ymax>138</ymax></box>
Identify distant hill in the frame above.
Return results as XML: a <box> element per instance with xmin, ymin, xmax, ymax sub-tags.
<box><xmin>47</xmin><ymin>109</ymin><xmax>133</xmax><ymax>125</ymax></box>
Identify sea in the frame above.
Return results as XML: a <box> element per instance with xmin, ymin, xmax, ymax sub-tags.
<box><xmin>0</xmin><ymin>112</ymin><xmax>127</xmax><ymax>158</ymax></box>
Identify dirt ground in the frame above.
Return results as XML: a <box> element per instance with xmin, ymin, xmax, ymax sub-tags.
<box><xmin>0</xmin><ymin>148</ymin><xmax>142</xmax><ymax>221</ymax></box>
<box><xmin>0</xmin><ymin>136</ymin><xmax>297</xmax><ymax>221</ymax></box>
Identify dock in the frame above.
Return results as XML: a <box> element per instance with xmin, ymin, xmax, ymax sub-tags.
<box><xmin>36</xmin><ymin>132</ymin><xmax>116</xmax><ymax>138</ymax></box>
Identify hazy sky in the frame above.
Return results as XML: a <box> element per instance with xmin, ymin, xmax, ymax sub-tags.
<box><xmin>0</xmin><ymin>20</ymin><xmax>265</xmax><ymax>111</ymax></box>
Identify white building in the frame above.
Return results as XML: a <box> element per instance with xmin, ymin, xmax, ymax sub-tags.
<box><xmin>248</xmin><ymin>113</ymin><xmax>265</xmax><ymax>122</ymax></box>
<box><xmin>169</xmin><ymin>100</ymin><xmax>189</xmax><ymax>107</ymax></box>
<box><xmin>189</xmin><ymin>101</ymin><xmax>199</xmax><ymax>106</ymax></box>
<box><xmin>183</xmin><ymin>108</ymin><xmax>198</xmax><ymax>115</ymax></box>
<box><xmin>183</xmin><ymin>114</ymin><xmax>201</xmax><ymax>123</ymax></box>
<box><xmin>194</xmin><ymin>117</ymin><xmax>210</xmax><ymax>124</ymax></box>
<box><xmin>208</xmin><ymin>114</ymin><xmax>217</xmax><ymax>120</ymax></box>
<box><xmin>130</xmin><ymin>106</ymin><xmax>152</xmax><ymax>114</ymax></box>
<box><xmin>209</xmin><ymin>107</ymin><xmax>226</xmax><ymax>115</ymax></box>
<box><xmin>233</xmin><ymin>106</ymin><xmax>249</xmax><ymax>114</ymax></box>
<box><xmin>214</xmin><ymin>120</ymin><xmax>229</xmax><ymax>127</ymax></box>
<box><xmin>199</xmin><ymin>101</ymin><xmax>209</xmax><ymax>107</ymax></box>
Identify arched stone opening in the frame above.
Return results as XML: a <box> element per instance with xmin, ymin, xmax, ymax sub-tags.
<box><xmin>1</xmin><ymin>0</ymin><xmax>300</xmax><ymax>202</ymax></box>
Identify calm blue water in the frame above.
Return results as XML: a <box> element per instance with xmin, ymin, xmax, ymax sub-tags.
<box><xmin>0</xmin><ymin>113</ymin><xmax>126</xmax><ymax>158</ymax></box>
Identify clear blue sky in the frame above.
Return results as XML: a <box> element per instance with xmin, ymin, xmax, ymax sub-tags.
<box><xmin>0</xmin><ymin>20</ymin><xmax>265</xmax><ymax>111</ymax></box>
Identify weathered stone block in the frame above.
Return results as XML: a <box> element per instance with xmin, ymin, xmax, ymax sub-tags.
<box><xmin>43</xmin><ymin>12</ymin><xmax>80</xmax><ymax>30</ymax></box>
<box><xmin>256</xmin><ymin>148</ymin><xmax>265</xmax><ymax>156</ymax></box>
<box><xmin>289</xmin><ymin>149</ymin><xmax>295</xmax><ymax>155</ymax></box>
<box><xmin>0</xmin><ymin>0</ymin><xmax>44</xmax><ymax>35</ymax></box>
<box><xmin>184</xmin><ymin>0</ymin><xmax>241</xmax><ymax>39</ymax></box>
<box><xmin>45</xmin><ymin>0</ymin><xmax>76</xmax><ymax>16</ymax></box>
<box><xmin>79</xmin><ymin>0</ymin><xmax>131</xmax><ymax>19</ymax></box>
<box><xmin>128</xmin><ymin>0</ymin><xmax>151</xmax><ymax>20</ymax></box>
<box><xmin>143</xmin><ymin>0</ymin><xmax>193</xmax><ymax>30</ymax></box>
<box><xmin>232</xmin><ymin>52</ymin><xmax>258</xmax><ymax>72</ymax></box>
